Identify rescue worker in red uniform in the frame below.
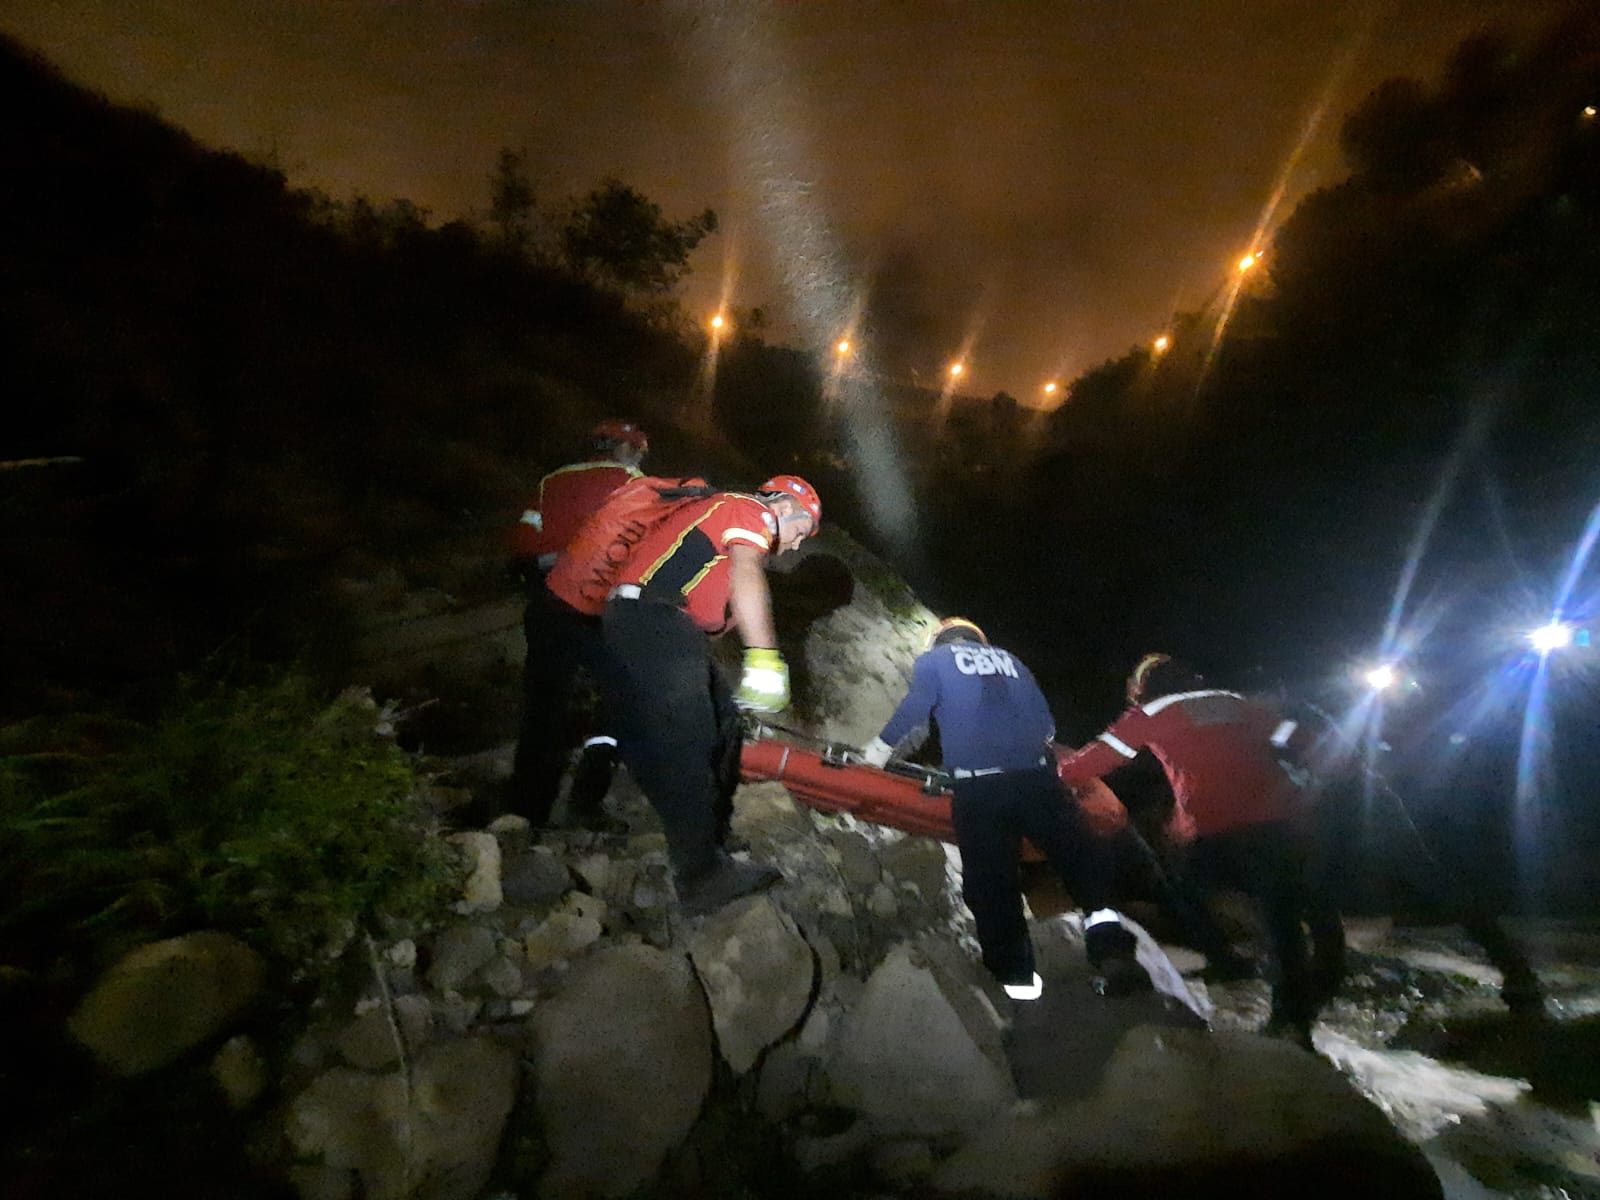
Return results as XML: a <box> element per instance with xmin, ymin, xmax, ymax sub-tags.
<box><xmin>862</xmin><ymin>619</ymin><xmax>1151</xmax><ymax>1001</ymax></box>
<box><xmin>508</xmin><ymin>419</ymin><xmax>647</xmax><ymax>827</ymax></box>
<box><xmin>1056</xmin><ymin>654</ymin><xmax>1345</xmax><ymax>1048</ymax></box>
<box><xmin>599</xmin><ymin>475</ymin><xmax>821</xmax><ymax>915</ymax></box>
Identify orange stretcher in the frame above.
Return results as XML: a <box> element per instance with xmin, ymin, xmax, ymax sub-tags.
<box><xmin>738</xmin><ymin>725</ymin><xmax>1127</xmax><ymax>860</ymax></box>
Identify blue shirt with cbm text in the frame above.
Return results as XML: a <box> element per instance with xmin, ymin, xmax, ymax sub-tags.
<box><xmin>877</xmin><ymin>642</ymin><xmax>1056</xmax><ymax>774</ymax></box>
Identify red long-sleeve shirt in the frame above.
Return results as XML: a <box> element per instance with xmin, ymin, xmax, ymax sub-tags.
<box><xmin>1055</xmin><ymin>689</ymin><xmax>1307</xmax><ymax>840</ymax></box>
<box><xmin>510</xmin><ymin>460</ymin><xmax>642</xmax><ymax>564</ymax></box>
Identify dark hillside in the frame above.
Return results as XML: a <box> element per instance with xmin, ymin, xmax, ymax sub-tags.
<box><xmin>0</xmin><ymin>35</ymin><xmax>704</xmax><ymax>715</ymax></box>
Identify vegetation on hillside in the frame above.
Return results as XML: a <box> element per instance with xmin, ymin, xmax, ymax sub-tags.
<box><xmin>0</xmin><ymin>674</ymin><xmax>456</xmax><ymax>982</ymax></box>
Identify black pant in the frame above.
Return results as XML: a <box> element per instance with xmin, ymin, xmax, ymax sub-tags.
<box><xmin>599</xmin><ymin>600</ymin><xmax>740</xmax><ymax>882</ymax></box>
<box><xmin>1104</xmin><ymin>825</ymin><xmax>1246</xmax><ymax>965</ymax></box>
<box><xmin>1311</xmin><ymin>789</ymin><xmax>1538</xmax><ymax>1002</ymax></box>
<box><xmin>951</xmin><ymin>767</ymin><xmax>1116</xmax><ymax>985</ymax></box>
<box><xmin>1172</xmin><ymin>819</ymin><xmax>1345</xmax><ymax>1028</ymax></box>
<box><xmin>510</xmin><ymin>587</ymin><xmax>616</xmax><ymax>824</ymax></box>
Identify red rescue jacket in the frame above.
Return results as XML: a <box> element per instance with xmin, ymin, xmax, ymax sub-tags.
<box><xmin>1055</xmin><ymin>689</ymin><xmax>1308</xmax><ymax>841</ymax></box>
<box><xmin>510</xmin><ymin>460</ymin><xmax>642</xmax><ymax>565</ymax></box>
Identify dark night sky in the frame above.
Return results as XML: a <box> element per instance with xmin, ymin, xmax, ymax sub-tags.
<box><xmin>1</xmin><ymin>0</ymin><xmax>1576</xmax><ymax>399</ymax></box>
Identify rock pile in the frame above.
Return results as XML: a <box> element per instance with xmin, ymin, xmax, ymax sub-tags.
<box><xmin>68</xmin><ymin>773</ymin><xmax>1440</xmax><ymax>1199</ymax></box>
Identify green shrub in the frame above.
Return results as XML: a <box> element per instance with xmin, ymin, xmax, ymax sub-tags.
<box><xmin>0</xmin><ymin>675</ymin><xmax>458</xmax><ymax>979</ymax></box>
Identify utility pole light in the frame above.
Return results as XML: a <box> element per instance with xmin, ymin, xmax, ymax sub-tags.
<box><xmin>1528</xmin><ymin>622</ymin><xmax>1574</xmax><ymax>654</ymax></box>
<box><xmin>1363</xmin><ymin>664</ymin><xmax>1398</xmax><ymax>692</ymax></box>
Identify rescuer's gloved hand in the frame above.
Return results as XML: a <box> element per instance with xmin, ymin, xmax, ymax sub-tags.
<box><xmin>735</xmin><ymin>648</ymin><xmax>790</xmax><ymax>714</ymax></box>
<box><xmin>860</xmin><ymin>736</ymin><xmax>893</xmax><ymax>768</ymax></box>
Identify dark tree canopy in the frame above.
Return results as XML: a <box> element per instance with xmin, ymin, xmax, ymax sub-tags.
<box><xmin>559</xmin><ymin>178</ymin><xmax>717</xmax><ymax>294</ymax></box>
<box><xmin>487</xmin><ymin>146</ymin><xmax>538</xmax><ymax>255</ymax></box>
<box><xmin>1339</xmin><ymin>77</ymin><xmax>1452</xmax><ymax>192</ymax></box>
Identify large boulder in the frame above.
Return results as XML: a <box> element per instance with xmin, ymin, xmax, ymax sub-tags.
<box><xmin>688</xmin><ymin>894</ymin><xmax>817</xmax><ymax>1073</ymax></box>
<box><xmin>824</xmin><ymin>942</ymin><xmax>1016</xmax><ymax>1137</ymax></box>
<box><xmin>528</xmin><ymin>943</ymin><xmax>714</xmax><ymax>1199</ymax></box>
<box><xmin>791</xmin><ymin>549</ymin><xmax>933</xmax><ymax>746</ymax></box>
<box><xmin>426</xmin><ymin>924</ymin><xmax>498</xmax><ymax>992</ymax></box>
<box><xmin>67</xmin><ymin>930</ymin><xmax>265</xmax><ymax>1075</ymax></box>
<box><xmin>446</xmin><ymin>831</ymin><xmax>502</xmax><ymax>914</ymax></box>
<box><xmin>285</xmin><ymin>1035</ymin><xmax>517</xmax><ymax>1200</ymax></box>
<box><xmin>336</xmin><ymin>994</ymin><xmax>435</xmax><ymax>1071</ymax></box>
<box><xmin>931</xmin><ymin>1026</ymin><xmax>1443</xmax><ymax>1199</ymax></box>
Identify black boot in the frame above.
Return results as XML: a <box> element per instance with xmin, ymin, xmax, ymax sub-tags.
<box><xmin>1085</xmin><ymin>918</ymin><xmax>1153</xmax><ymax>997</ymax></box>
<box><xmin>1500</xmin><ymin>968</ymin><xmax>1545</xmax><ymax>1017</ymax></box>
<box><xmin>677</xmin><ymin>853</ymin><xmax>783</xmax><ymax>917</ymax></box>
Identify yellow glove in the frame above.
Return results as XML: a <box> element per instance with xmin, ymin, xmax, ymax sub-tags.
<box><xmin>735</xmin><ymin>648</ymin><xmax>790</xmax><ymax>714</ymax></box>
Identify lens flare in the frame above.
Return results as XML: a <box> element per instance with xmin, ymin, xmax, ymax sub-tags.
<box><xmin>680</xmin><ymin>3</ymin><xmax>915</xmax><ymax>549</ymax></box>
<box><xmin>1363</xmin><ymin>664</ymin><xmax>1398</xmax><ymax>691</ymax></box>
<box><xmin>1527</xmin><ymin>622</ymin><xmax>1573</xmax><ymax>654</ymax></box>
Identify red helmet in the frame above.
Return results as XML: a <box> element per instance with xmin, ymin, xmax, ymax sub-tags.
<box><xmin>759</xmin><ymin>474</ymin><xmax>821</xmax><ymax>529</ymax></box>
<box><xmin>590</xmin><ymin>419</ymin><xmax>648</xmax><ymax>455</ymax></box>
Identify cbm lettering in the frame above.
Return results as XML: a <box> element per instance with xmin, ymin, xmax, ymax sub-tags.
<box><xmin>952</xmin><ymin>646</ymin><xmax>1019</xmax><ymax>678</ymax></box>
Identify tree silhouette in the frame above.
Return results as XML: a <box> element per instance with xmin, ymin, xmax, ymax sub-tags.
<box><xmin>559</xmin><ymin>178</ymin><xmax>716</xmax><ymax>294</ymax></box>
<box><xmin>1339</xmin><ymin>77</ymin><xmax>1451</xmax><ymax>193</ymax></box>
<box><xmin>487</xmin><ymin>146</ymin><xmax>538</xmax><ymax>257</ymax></box>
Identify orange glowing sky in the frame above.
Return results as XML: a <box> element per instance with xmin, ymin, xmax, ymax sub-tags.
<box><xmin>1</xmin><ymin>0</ymin><xmax>1576</xmax><ymax>397</ymax></box>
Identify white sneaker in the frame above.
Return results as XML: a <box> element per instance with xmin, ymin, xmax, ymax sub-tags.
<box><xmin>1002</xmin><ymin>972</ymin><xmax>1044</xmax><ymax>1001</ymax></box>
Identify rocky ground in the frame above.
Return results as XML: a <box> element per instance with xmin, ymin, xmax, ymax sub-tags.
<box><xmin>1194</xmin><ymin>918</ymin><xmax>1600</xmax><ymax>1199</ymax></box>
<box><xmin>216</xmin><ymin>528</ymin><xmax>1596</xmax><ymax>1200</ymax></box>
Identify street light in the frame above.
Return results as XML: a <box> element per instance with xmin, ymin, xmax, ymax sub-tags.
<box><xmin>709</xmin><ymin>313</ymin><xmax>727</xmax><ymax>334</ymax></box>
<box><xmin>949</xmin><ymin>362</ymin><xmax>964</xmax><ymax>378</ymax></box>
<box><xmin>1152</xmin><ymin>335</ymin><xmax>1171</xmax><ymax>355</ymax></box>
<box><xmin>1363</xmin><ymin>664</ymin><xmax>1399</xmax><ymax>692</ymax></box>
<box><xmin>1238</xmin><ymin>252</ymin><xmax>1260</xmax><ymax>273</ymax></box>
<box><xmin>1584</xmin><ymin>105</ymin><xmax>1597</xmax><ymax>119</ymax></box>
<box><xmin>1042</xmin><ymin>381</ymin><xmax>1058</xmax><ymax>397</ymax></box>
<box><xmin>1527</xmin><ymin>622</ymin><xmax>1573</xmax><ymax>654</ymax></box>
<box><xmin>835</xmin><ymin>339</ymin><xmax>852</xmax><ymax>356</ymax></box>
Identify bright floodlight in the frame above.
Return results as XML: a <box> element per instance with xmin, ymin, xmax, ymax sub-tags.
<box><xmin>835</xmin><ymin>339</ymin><xmax>851</xmax><ymax>355</ymax></box>
<box><xmin>1528</xmin><ymin>622</ymin><xmax>1573</xmax><ymax>654</ymax></box>
<box><xmin>1043</xmin><ymin>381</ymin><xmax>1058</xmax><ymax>395</ymax></box>
<box><xmin>949</xmin><ymin>362</ymin><xmax>964</xmax><ymax>377</ymax></box>
<box><xmin>1238</xmin><ymin>253</ymin><xmax>1258</xmax><ymax>272</ymax></box>
<box><xmin>1153</xmin><ymin>335</ymin><xmax>1171</xmax><ymax>354</ymax></box>
<box><xmin>710</xmin><ymin>313</ymin><xmax>726</xmax><ymax>331</ymax></box>
<box><xmin>1364</xmin><ymin>664</ymin><xmax>1398</xmax><ymax>691</ymax></box>
<box><xmin>1585</xmin><ymin>105</ymin><xmax>1597</xmax><ymax>118</ymax></box>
